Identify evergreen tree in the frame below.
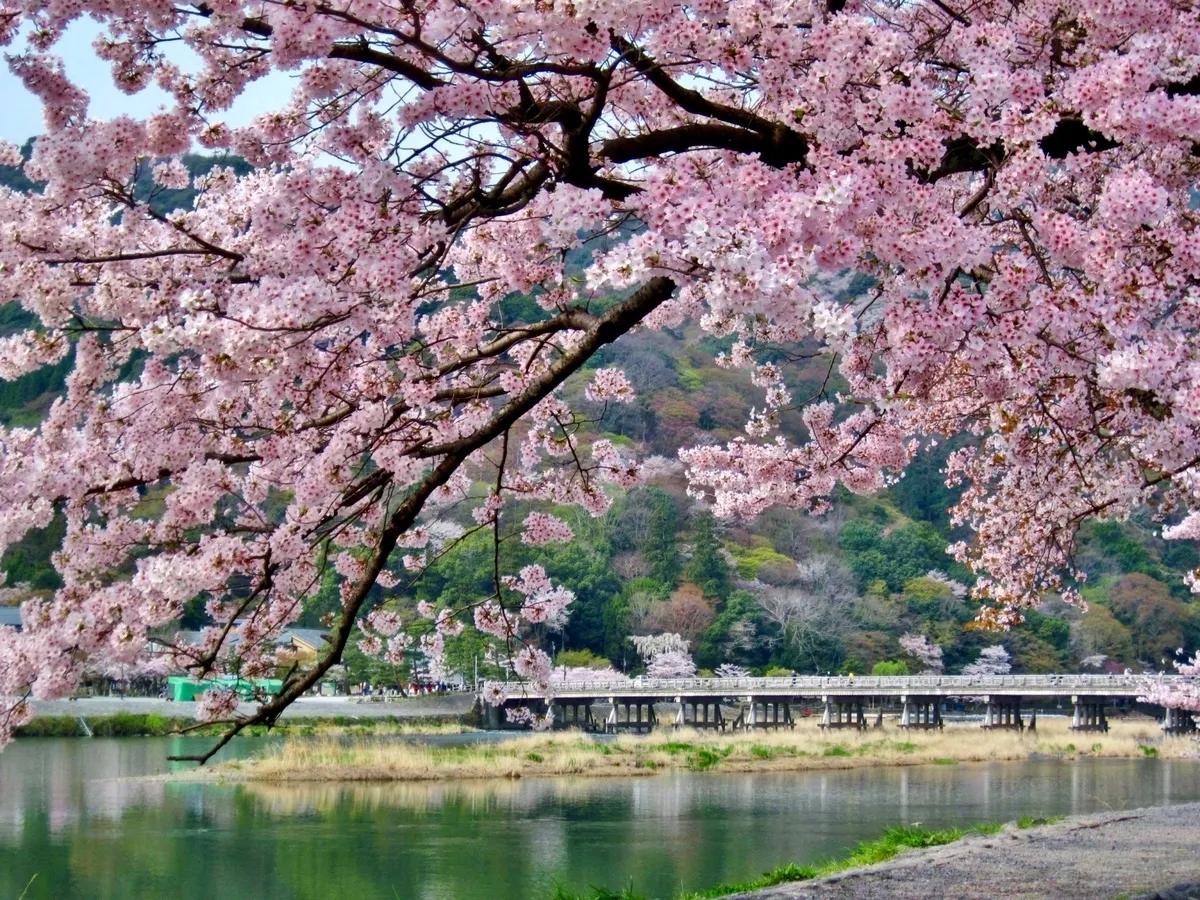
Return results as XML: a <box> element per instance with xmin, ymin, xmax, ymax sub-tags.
<box><xmin>685</xmin><ymin>510</ymin><xmax>730</xmax><ymax>601</ymax></box>
<box><xmin>642</xmin><ymin>489</ymin><xmax>680</xmax><ymax>587</ymax></box>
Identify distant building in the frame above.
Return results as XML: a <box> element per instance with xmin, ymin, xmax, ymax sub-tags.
<box><xmin>0</xmin><ymin>607</ymin><xmax>20</xmax><ymax>630</ymax></box>
<box><xmin>150</xmin><ymin>625</ymin><xmax>331</xmax><ymax>661</ymax></box>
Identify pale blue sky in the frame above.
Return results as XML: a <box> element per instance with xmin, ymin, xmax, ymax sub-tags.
<box><xmin>1</xmin><ymin>21</ymin><xmax>291</xmax><ymax>145</ymax></box>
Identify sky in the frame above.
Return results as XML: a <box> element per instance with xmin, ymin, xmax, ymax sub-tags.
<box><xmin>1</xmin><ymin>21</ymin><xmax>290</xmax><ymax>145</ymax></box>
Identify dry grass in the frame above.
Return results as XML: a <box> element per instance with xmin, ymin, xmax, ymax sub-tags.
<box><xmin>199</xmin><ymin>715</ymin><xmax>1193</xmax><ymax>784</ymax></box>
<box><xmin>299</xmin><ymin>720</ymin><xmax>472</xmax><ymax>737</ymax></box>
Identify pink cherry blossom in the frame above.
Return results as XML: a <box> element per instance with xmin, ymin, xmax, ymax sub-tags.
<box><xmin>2</xmin><ymin>0</ymin><xmax>1200</xmax><ymax>749</ymax></box>
<box><xmin>962</xmin><ymin>645</ymin><xmax>1012</xmax><ymax>677</ymax></box>
<box><xmin>899</xmin><ymin>633</ymin><xmax>945</xmax><ymax>676</ymax></box>
<box><xmin>631</xmin><ymin>633</ymin><xmax>697</xmax><ymax>678</ymax></box>
<box><xmin>520</xmin><ymin>512</ymin><xmax>575</xmax><ymax>546</ymax></box>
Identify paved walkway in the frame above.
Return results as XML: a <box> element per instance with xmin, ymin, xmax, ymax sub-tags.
<box><xmin>729</xmin><ymin>803</ymin><xmax>1200</xmax><ymax>900</ymax></box>
<box><xmin>31</xmin><ymin>693</ymin><xmax>476</xmax><ymax>720</ymax></box>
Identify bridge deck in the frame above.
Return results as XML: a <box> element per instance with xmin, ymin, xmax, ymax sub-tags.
<box><xmin>492</xmin><ymin>673</ymin><xmax>1190</xmax><ymax>701</ymax></box>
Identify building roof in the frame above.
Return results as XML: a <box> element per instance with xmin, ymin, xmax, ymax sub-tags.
<box><xmin>284</xmin><ymin>628</ymin><xmax>331</xmax><ymax>651</ymax></box>
<box><xmin>158</xmin><ymin>626</ymin><xmax>331</xmax><ymax>651</ymax></box>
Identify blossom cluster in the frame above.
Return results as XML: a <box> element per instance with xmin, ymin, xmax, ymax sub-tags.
<box><xmin>898</xmin><ymin>633</ymin><xmax>945</xmax><ymax>676</ymax></box>
<box><xmin>962</xmin><ymin>645</ymin><xmax>1013</xmax><ymax>677</ymax></box>
<box><xmin>631</xmin><ymin>633</ymin><xmax>698</xmax><ymax>679</ymax></box>
<box><xmin>3</xmin><ymin>0</ymin><xmax>1200</xmax><ymax>741</ymax></box>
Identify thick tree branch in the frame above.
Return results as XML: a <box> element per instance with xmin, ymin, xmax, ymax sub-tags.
<box><xmin>603</xmin><ymin>122</ymin><xmax>808</xmax><ymax>167</ymax></box>
<box><xmin>171</xmin><ymin>276</ymin><xmax>676</xmax><ymax>763</ymax></box>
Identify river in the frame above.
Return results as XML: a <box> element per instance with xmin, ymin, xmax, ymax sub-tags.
<box><xmin>2</xmin><ymin>736</ymin><xmax>1199</xmax><ymax>899</ymax></box>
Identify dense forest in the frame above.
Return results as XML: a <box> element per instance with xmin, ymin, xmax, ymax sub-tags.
<box><xmin>3</xmin><ymin>147</ymin><xmax>1199</xmax><ymax>686</ymax></box>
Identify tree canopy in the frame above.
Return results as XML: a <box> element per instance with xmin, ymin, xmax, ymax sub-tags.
<box><xmin>3</xmin><ymin>0</ymin><xmax>1200</xmax><ymax>750</ymax></box>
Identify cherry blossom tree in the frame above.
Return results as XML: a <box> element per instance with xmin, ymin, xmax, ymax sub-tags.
<box><xmin>962</xmin><ymin>644</ymin><xmax>1012</xmax><ymax>676</ymax></box>
<box><xmin>3</xmin><ymin>0</ymin><xmax>1200</xmax><ymax>752</ymax></box>
<box><xmin>646</xmin><ymin>651</ymin><xmax>698</xmax><ymax>680</ymax></box>
<box><xmin>631</xmin><ymin>632</ymin><xmax>697</xmax><ymax>679</ymax></box>
<box><xmin>1143</xmin><ymin>655</ymin><xmax>1200</xmax><ymax>713</ymax></box>
<box><xmin>899</xmin><ymin>633</ymin><xmax>945</xmax><ymax>676</ymax></box>
<box><xmin>714</xmin><ymin>663</ymin><xmax>752</xmax><ymax>679</ymax></box>
<box><xmin>551</xmin><ymin>665</ymin><xmax>629</xmax><ymax>685</ymax></box>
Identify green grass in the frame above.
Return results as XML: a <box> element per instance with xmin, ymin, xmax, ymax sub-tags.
<box><xmin>690</xmin><ymin>748</ymin><xmax>723</xmax><ymax>771</ymax></box>
<box><xmin>822</xmin><ymin>745</ymin><xmax>851</xmax><ymax>757</ymax></box>
<box><xmin>1017</xmin><ymin>815</ymin><xmax>1063</xmax><ymax>829</ymax></box>
<box><xmin>550</xmin><ymin>823</ymin><xmax>1003</xmax><ymax>900</ymax></box>
<box><xmin>657</xmin><ymin>742</ymin><xmax>696</xmax><ymax>755</ymax></box>
<box><xmin>1138</xmin><ymin>744</ymin><xmax>1159</xmax><ymax>758</ymax></box>
<box><xmin>15</xmin><ymin>714</ymin><xmax>193</xmax><ymax>738</ymax></box>
<box><xmin>931</xmin><ymin>757</ymin><xmax>957</xmax><ymax>766</ymax></box>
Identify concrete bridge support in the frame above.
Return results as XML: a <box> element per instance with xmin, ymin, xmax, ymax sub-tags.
<box><xmin>982</xmin><ymin>696</ymin><xmax>1024</xmax><ymax>730</ymax></box>
<box><xmin>1070</xmin><ymin>697</ymin><xmax>1109</xmax><ymax>733</ymax></box>
<box><xmin>820</xmin><ymin>696</ymin><xmax>867</xmax><ymax>730</ymax></box>
<box><xmin>738</xmin><ymin>697</ymin><xmax>795</xmax><ymax>731</ymax></box>
<box><xmin>898</xmin><ymin>696</ymin><xmax>943</xmax><ymax>729</ymax></box>
<box><xmin>605</xmin><ymin>697</ymin><xmax>658</xmax><ymax>733</ymax></box>
<box><xmin>1163</xmin><ymin>706</ymin><xmax>1197</xmax><ymax>735</ymax></box>
<box><xmin>674</xmin><ymin>697</ymin><xmax>727</xmax><ymax>730</ymax></box>
<box><xmin>552</xmin><ymin>700</ymin><xmax>597</xmax><ymax>731</ymax></box>
<box><xmin>486</xmin><ymin>697</ymin><xmax>550</xmax><ymax>730</ymax></box>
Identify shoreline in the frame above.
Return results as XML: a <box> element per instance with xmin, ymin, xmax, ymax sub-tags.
<box><xmin>15</xmin><ymin>693</ymin><xmax>478</xmax><ymax>738</ymax></box>
<box><xmin>551</xmin><ymin>803</ymin><xmax>1200</xmax><ymax>900</ymax></box>
<box><xmin>717</xmin><ymin>802</ymin><xmax>1200</xmax><ymax>900</ymax></box>
<box><xmin>177</xmin><ymin>717</ymin><xmax>1196</xmax><ymax>784</ymax></box>
<box><xmin>16</xmin><ymin>712</ymin><xmax>472</xmax><ymax>739</ymax></box>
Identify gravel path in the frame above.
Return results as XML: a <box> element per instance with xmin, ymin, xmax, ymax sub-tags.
<box><xmin>726</xmin><ymin>803</ymin><xmax>1200</xmax><ymax>900</ymax></box>
<box><xmin>30</xmin><ymin>693</ymin><xmax>476</xmax><ymax>720</ymax></box>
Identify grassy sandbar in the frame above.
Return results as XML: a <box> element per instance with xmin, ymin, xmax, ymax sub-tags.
<box><xmin>204</xmin><ymin>717</ymin><xmax>1189</xmax><ymax>783</ymax></box>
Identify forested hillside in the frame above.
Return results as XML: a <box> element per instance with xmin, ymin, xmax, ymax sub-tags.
<box><xmin>3</xmin><ymin>148</ymin><xmax>1198</xmax><ymax>685</ymax></box>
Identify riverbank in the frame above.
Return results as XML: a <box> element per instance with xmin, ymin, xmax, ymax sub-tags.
<box><xmin>15</xmin><ymin>713</ymin><xmax>470</xmax><ymax>738</ymax></box>
<box><xmin>719</xmin><ymin>802</ymin><xmax>1200</xmax><ymax>900</ymax></box>
<box><xmin>548</xmin><ymin>803</ymin><xmax>1200</xmax><ymax>899</ymax></box>
<box><xmin>16</xmin><ymin>694</ymin><xmax>477</xmax><ymax>738</ymax></box>
<box><xmin>198</xmin><ymin>717</ymin><xmax>1193</xmax><ymax>783</ymax></box>
<box><xmin>551</xmin><ymin>819</ymin><xmax>1045</xmax><ymax>899</ymax></box>
<box><xmin>27</xmin><ymin>692</ymin><xmax>475</xmax><ymax>721</ymax></box>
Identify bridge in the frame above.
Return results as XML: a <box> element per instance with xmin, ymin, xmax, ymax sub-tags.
<box><xmin>482</xmin><ymin>674</ymin><xmax>1199</xmax><ymax>735</ymax></box>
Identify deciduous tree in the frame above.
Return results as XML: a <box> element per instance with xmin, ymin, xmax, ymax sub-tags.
<box><xmin>3</xmin><ymin>0</ymin><xmax>1200</xmax><ymax>747</ymax></box>
<box><xmin>962</xmin><ymin>645</ymin><xmax>1012</xmax><ymax>677</ymax></box>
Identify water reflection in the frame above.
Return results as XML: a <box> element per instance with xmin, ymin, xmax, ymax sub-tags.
<box><xmin>2</xmin><ymin>738</ymin><xmax>1200</xmax><ymax>900</ymax></box>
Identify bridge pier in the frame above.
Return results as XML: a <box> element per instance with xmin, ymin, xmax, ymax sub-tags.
<box><xmin>606</xmin><ymin>697</ymin><xmax>658</xmax><ymax>733</ymax></box>
<box><xmin>552</xmin><ymin>700</ymin><xmax>597</xmax><ymax>731</ymax></box>
<box><xmin>982</xmin><ymin>696</ymin><xmax>1024</xmax><ymax>731</ymax></box>
<box><xmin>898</xmin><ymin>695</ymin><xmax>943</xmax><ymax>729</ymax></box>
<box><xmin>736</xmin><ymin>697</ymin><xmax>795</xmax><ymax>731</ymax></box>
<box><xmin>1070</xmin><ymin>696</ymin><xmax>1108</xmax><ymax>733</ymax></box>
<box><xmin>487</xmin><ymin>697</ymin><xmax>551</xmax><ymax>730</ymax></box>
<box><xmin>674</xmin><ymin>697</ymin><xmax>727</xmax><ymax>730</ymax></box>
<box><xmin>820</xmin><ymin>696</ymin><xmax>867</xmax><ymax>730</ymax></box>
<box><xmin>1163</xmin><ymin>706</ymin><xmax>1197</xmax><ymax>735</ymax></box>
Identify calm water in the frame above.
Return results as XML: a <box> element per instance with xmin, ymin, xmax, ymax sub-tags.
<box><xmin>3</xmin><ymin>737</ymin><xmax>1200</xmax><ymax>900</ymax></box>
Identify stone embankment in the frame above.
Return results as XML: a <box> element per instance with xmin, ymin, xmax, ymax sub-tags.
<box><xmin>726</xmin><ymin>803</ymin><xmax>1200</xmax><ymax>900</ymax></box>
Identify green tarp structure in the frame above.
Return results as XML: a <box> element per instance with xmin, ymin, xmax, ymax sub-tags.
<box><xmin>167</xmin><ymin>676</ymin><xmax>283</xmax><ymax>702</ymax></box>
